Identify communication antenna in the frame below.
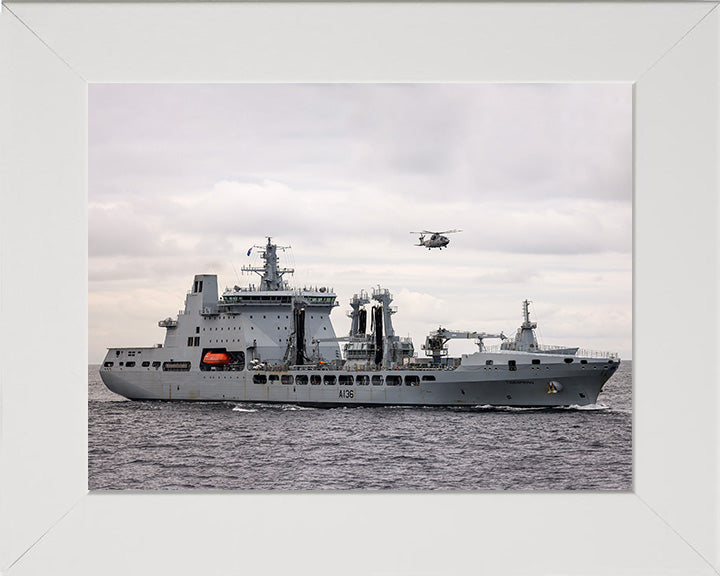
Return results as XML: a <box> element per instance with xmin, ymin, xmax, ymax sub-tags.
<box><xmin>231</xmin><ymin>262</ymin><xmax>241</xmax><ymax>284</ymax></box>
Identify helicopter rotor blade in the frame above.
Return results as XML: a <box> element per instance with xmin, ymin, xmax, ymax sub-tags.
<box><xmin>411</xmin><ymin>229</ymin><xmax>462</xmax><ymax>235</ymax></box>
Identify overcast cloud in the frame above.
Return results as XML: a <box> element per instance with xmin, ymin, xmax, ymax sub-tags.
<box><xmin>89</xmin><ymin>84</ymin><xmax>632</xmax><ymax>363</ymax></box>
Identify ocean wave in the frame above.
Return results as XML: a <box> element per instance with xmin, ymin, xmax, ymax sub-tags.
<box><xmin>471</xmin><ymin>405</ymin><xmax>546</xmax><ymax>412</ymax></box>
<box><xmin>562</xmin><ymin>403</ymin><xmax>610</xmax><ymax>411</ymax></box>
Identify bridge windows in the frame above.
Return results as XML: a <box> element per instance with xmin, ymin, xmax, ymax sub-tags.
<box><xmin>296</xmin><ymin>375</ymin><xmax>308</xmax><ymax>385</ymax></box>
<box><xmin>356</xmin><ymin>375</ymin><xmax>370</xmax><ymax>386</ymax></box>
<box><xmin>386</xmin><ymin>375</ymin><xmax>401</xmax><ymax>386</ymax></box>
<box><xmin>421</xmin><ymin>375</ymin><xmax>436</xmax><ymax>381</ymax></box>
<box><xmin>508</xmin><ymin>360</ymin><xmax>517</xmax><ymax>371</ymax></box>
<box><xmin>339</xmin><ymin>375</ymin><xmax>354</xmax><ymax>386</ymax></box>
<box><xmin>324</xmin><ymin>375</ymin><xmax>336</xmax><ymax>385</ymax></box>
<box><xmin>372</xmin><ymin>375</ymin><xmax>383</xmax><ymax>386</ymax></box>
<box><xmin>310</xmin><ymin>375</ymin><xmax>321</xmax><ymax>385</ymax></box>
<box><xmin>404</xmin><ymin>375</ymin><xmax>420</xmax><ymax>386</ymax></box>
<box><xmin>281</xmin><ymin>375</ymin><xmax>293</xmax><ymax>385</ymax></box>
<box><xmin>253</xmin><ymin>374</ymin><xmax>267</xmax><ymax>384</ymax></box>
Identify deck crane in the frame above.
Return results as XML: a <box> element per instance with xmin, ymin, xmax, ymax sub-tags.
<box><xmin>423</xmin><ymin>327</ymin><xmax>506</xmax><ymax>364</ymax></box>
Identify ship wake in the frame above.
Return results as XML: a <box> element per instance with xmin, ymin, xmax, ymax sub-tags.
<box><xmin>471</xmin><ymin>403</ymin><xmax>610</xmax><ymax>412</ymax></box>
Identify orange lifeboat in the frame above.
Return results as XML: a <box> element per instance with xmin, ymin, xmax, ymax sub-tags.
<box><xmin>203</xmin><ymin>352</ymin><xmax>231</xmax><ymax>366</ymax></box>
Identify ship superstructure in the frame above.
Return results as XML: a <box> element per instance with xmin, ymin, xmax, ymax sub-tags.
<box><xmin>100</xmin><ymin>238</ymin><xmax>620</xmax><ymax>406</ymax></box>
<box><xmin>499</xmin><ymin>300</ymin><xmax>580</xmax><ymax>355</ymax></box>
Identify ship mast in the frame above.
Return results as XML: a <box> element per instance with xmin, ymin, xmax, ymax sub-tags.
<box><xmin>242</xmin><ymin>237</ymin><xmax>294</xmax><ymax>291</ymax></box>
<box><xmin>516</xmin><ymin>299</ymin><xmax>539</xmax><ymax>349</ymax></box>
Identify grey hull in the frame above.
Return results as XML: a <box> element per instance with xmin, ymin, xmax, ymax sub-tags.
<box><xmin>100</xmin><ymin>361</ymin><xmax>617</xmax><ymax>407</ymax></box>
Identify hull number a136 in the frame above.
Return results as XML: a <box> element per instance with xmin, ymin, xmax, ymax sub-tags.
<box><xmin>339</xmin><ymin>389</ymin><xmax>354</xmax><ymax>399</ymax></box>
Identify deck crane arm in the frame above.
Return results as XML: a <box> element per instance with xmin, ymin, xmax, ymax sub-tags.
<box><xmin>423</xmin><ymin>327</ymin><xmax>506</xmax><ymax>359</ymax></box>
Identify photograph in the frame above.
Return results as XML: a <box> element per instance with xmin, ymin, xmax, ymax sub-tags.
<box><xmin>89</xmin><ymin>83</ymin><xmax>632</xmax><ymax>490</ymax></box>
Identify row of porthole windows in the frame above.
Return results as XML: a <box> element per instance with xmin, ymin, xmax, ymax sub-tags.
<box><xmin>484</xmin><ymin>358</ymin><xmax>587</xmax><ymax>367</ymax></box>
<box><xmin>104</xmin><ymin>360</ymin><xmax>161</xmax><ymax>369</ymax></box>
<box><xmin>252</xmin><ymin>374</ymin><xmax>435</xmax><ymax>386</ymax></box>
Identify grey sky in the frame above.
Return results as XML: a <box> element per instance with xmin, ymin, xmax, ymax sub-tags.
<box><xmin>89</xmin><ymin>84</ymin><xmax>632</xmax><ymax>363</ymax></box>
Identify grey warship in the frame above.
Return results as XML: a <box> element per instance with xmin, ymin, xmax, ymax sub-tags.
<box><xmin>100</xmin><ymin>238</ymin><xmax>620</xmax><ymax>406</ymax></box>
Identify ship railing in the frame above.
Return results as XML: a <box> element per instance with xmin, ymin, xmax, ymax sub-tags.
<box><xmin>498</xmin><ymin>343</ymin><xmax>575</xmax><ymax>352</ymax></box>
<box><xmin>272</xmin><ymin>363</ymin><xmax>452</xmax><ymax>372</ymax></box>
<box><xmin>224</xmin><ymin>285</ymin><xmax>336</xmax><ymax>293</ymax></box>
<box><xmin>574</xmin><ymin>349</ymin><xmax>620</xmax><ymax>359</ymax></box>
<box><xmin>484</xmin><ymin>344</ymin><xmax>619</xmax><ymax>359</ymax></box>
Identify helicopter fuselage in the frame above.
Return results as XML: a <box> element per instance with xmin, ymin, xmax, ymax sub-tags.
<box><xmin>412</xmin><ymin>229</ymin><xmax>461</xmax><ymax>250</ymax></box>
<box><xmin>418</xmin><ymin>234</ymin><xmax>450</xmax><ymax>249</ymax></box>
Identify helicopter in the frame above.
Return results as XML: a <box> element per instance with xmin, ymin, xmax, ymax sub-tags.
<box><xmin>411</xmin><ymin>229</ymin><xmax>462</xmax><ymax>250</ymax></box>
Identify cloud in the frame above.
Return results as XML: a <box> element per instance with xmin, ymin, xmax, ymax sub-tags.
<box><xmin>473</xmin><ymin>269</ymin><xmax>542</xmax><ymax>284</ymax></box>
<box><xmin>88</xmin><ymin>83</ymin><xmax>633</xmax><ymax>362</ymax></box>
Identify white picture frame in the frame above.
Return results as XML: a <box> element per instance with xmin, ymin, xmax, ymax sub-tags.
<box><xmin>1</xmin><ymin>2</ymin><xmax>718</xmax><ymax>574</ymax></box>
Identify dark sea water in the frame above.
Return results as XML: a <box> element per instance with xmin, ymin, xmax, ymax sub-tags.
<box><xmin>88</xmin><ymin>361</ymin><xmax>632</xmax><ymax>490</ymax></box>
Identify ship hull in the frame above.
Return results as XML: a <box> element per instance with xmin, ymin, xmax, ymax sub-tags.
<box><xmin>100</xmin><ymin>361</ymin><xmax>618</xmax><ymax>407</ymax></box>
<box><xmin>99</xmin><ymin>245</ymin><xmax>621</xmax><ymax>408</ymax></box>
